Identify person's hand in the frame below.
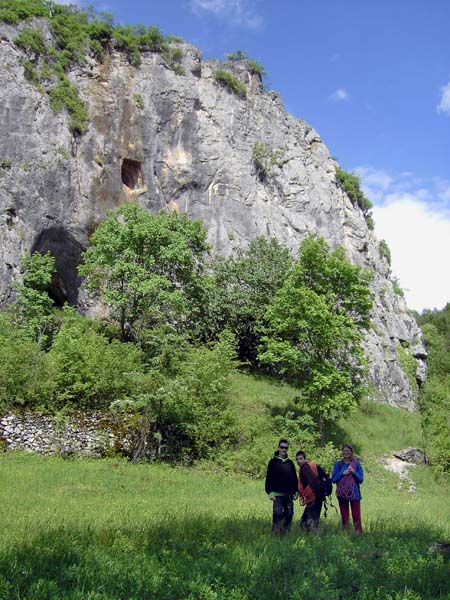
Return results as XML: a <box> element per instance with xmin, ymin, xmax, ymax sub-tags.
<box><xmin>270</xmin><ymin>496</ymin><xmax>276</xmax><ymax>502</ymax></box>
<box><xmin>348</xmin><ymin>466</ymin><xmax>355</xmax><ymax>474</ymax></box>
<box><xmin>343</xmin><ymin>468</ymin><xmax>351</xmax><ymax>475</ymax></box>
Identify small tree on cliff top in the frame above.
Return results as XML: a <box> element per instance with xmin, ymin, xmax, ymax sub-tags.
<box><xmin>258</xmin><ymin>236</ymin><xmax>373</xmax><ymax>441</ymax></box>
<box><xmin>79</xmin><ymin>204</ymin><xmax>210</xmax><ymax>342</ymax></box>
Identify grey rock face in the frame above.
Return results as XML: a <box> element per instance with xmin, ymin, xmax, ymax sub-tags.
<box><xmin>0</xmin><ymin>23</ymin><xmax>426</xmax><ymax>409</ymax></box>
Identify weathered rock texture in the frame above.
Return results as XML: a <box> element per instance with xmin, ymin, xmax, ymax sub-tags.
<box><xmin>0</xmin><ymin>20</ymin><xmax>426</xmax><ymax>409</ymax></box>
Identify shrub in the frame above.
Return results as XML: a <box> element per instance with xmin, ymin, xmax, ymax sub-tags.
<box><xmin>336</xmin><ymin>167</ymin><xmax>374</xmax><ymax>229</ymax></box>
<box><xmin>214</xmin><ymin>69</ymin><xmax>247</xmax><ymax>98</ymax></box>
<box><xmin>379</xmin><ymin>239</ymin><xmax>392</xmax><ymax>265</ymax></box>
<box><xmin>48</xmin><ymin>75</ymin><xmax>89</xmax><ymax>134</ymax></box>
<box><xmin>133</xmin><ymin>93</ymin><xmax>144</xmax><ymax>109</ymax></box>
<box><xmin>44</xmin><ymin>308</ymin><xmax>143</xmax><ymax>409</ymax></box>
<box><xmin>226</xmin><ymin>49</ymin><xmax>267</xmax><ymax>78</ymax></box>
<box><xmin>14</xmin><ymin>27</ymin><xmax>48</xmax><ymax>56</ymax></box>
<box><xmin>162</xmin><ymin>46</ymin><xmax>184</xmax><ymax>74</ymax></box>
<box><xmin>0</xmin><ymin>313</ymin><xmax>44</xmax><ymax>407</ymax></box>
<box><xmin>252</xmin><ymin>141</ymin><xmax>284</xmax><ymax>180</ymax></box>
<box><xmin>392</xmin><ymin>277</ymin><xmax>404</xmax><ymax>297</ymax></box>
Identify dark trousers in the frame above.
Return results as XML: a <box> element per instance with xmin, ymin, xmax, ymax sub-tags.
<box><xmin>300</xmin><ymin>498</ymin><xmax>323</xmax><ymax>530</ymax></box>
<box><xmin>338</xmin><ymin>498</ymin><xmax>363</xmax><ymax>533</ymax></box>
<box><xmin>272</xmin><ymin>495</ymin><xmax>294</xmax><ymax>533</ymax></box>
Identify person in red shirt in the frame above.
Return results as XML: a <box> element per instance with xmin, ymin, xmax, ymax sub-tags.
<box><xmin>296</xmin><ymin>450</ymin><xmax>324</xmax><ymax>530</ymax></box>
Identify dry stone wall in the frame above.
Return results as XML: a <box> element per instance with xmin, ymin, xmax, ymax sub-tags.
<box><xmin>0</xmin><ymin>412</ymin><xmax>131</xmax><ymax>457</ymax></box>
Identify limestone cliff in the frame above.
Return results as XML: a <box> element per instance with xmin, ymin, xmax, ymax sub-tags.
<box><xmin>0</xmin><ymin>19</ymin><xmax>426</xmax><ymax>409</ymax></box>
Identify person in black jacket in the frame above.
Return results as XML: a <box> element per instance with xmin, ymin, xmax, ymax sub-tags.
<box><xmin>265</xmin><ymin>439</ymin><xmax>298</xmax><ymax>534</ymax></box>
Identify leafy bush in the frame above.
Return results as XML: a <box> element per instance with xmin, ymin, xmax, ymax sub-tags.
<box><xmin>416</xmin><ymin>309</ymin><xmax>450</xmax><ymax>472</ymax></box>
<box><xmin>379</xmin><ymin>239</ymin><xmax>392</xmax><ymax>265</ymax></box>
<box><xmin>336</xmin><ymin>167</ymin><xmax>374</xmax><ymax>229</ymax></box>
<box><xmin>48</xmin><ymin>75</ymin><xmax>88</xmax><ymax>134</ymax></box>
<box><xmin>226</xmin><ymin>49</ymin><xmax>267</xmax><ymax>78</ymax></box>
<box><xmin>133</xmin><ymin>93</ymin><xmax>144</xmax><ymax>109</ymax></box>
<box><xmin>14</xmin><ymin>27</ymin><xmax>48</xmax><ymax>56</ymax></box>
<box><xmin>112</xmin><ymin>330</ymin><xmax>238</xmax><ymax>462</ymax></box>
<box><xmin>214</xmin><ymin>69</ymin><xmax>247</xmax><ymax>98</ymax></box>
<box><xmin>0</xmin><ymin>313</ymin><xmax>44</xmax><ymax>407</ymax></box>
<box><xmin>43</xmin><ymin>308</ymin><xmax>143</xmax><ymax>409</ymax></box>
<box><xmin>252</xmin><ymin>141</ymin><xmax>284</xmax><ymax>180</ymax></box>
<box><xmin>392</xmin><ymin>277</ymin><xmax>404</xmax><ymax>297</ymax></box>
<box><xmin>162</xmin><ymin>46</ymin><xmax>184</xmax><ymax>74</ymax></box>
<box><xmin>0</xmin><ymin>0</ymin><xmax>49</xmax><ymax>24</ymax></box>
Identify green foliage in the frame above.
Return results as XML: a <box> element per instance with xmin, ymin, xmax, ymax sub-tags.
<box><xmin>226</xmin><ymin>49</ymin><xmax>267</xmax><ymax>78</ymax></box>
<box><xmin>207</xmin><ymin>237</ymin><xmax>294</xmax><ymax>365</ymax></box>
<box><xmin>259</xmin><ymin>236</ymin><xmax>373</xmax><ymax>438</ymax></box>
<box><xmin>79</xmin><ymin>204</ymin><xmax>210</xmax><ymax>343</ymax></box>
<box><xmin>417</xmin><ymin>305</ymin><xmax>450</xmax><ymax>472</ymax></box>
<box><xmin>379</xmin><ymin>239</ymin><xmax>392</xmax><ymax>265</ymax></box>
<box><xmin>162</xmin><ymin>45</ymin><xmax>184</xmax><ymax>74</ymax></box>
<box><xmin>252</xmin><ymin>141</ymin><xmax>284</xmax><ymax>180</ymax></box>
<box><xmin>0</xmin><ymin>313</ymin><xmax>44</xmax><ymax>407</ymax></box>
<box><xmin>214</xmin><ymin>69</ymin><xmax>247</xmax><ymax>98</ymax></box>
<box><xmin>0</xmin><ymin>0</ymin><xmax>49</xmax><ymax>24</ymax></box>
<box><xmin>13</xmin><ymin>251</ymin><xmax>56</xmax><ymax>345</ymax></box>
<box><xmin>112</xmin><ymin>330</ymin><xmax>238</xmax><ymax>461</ymax></box>
<box><xmin>43</xmin><ymin>308</ymin><xmax>142</xmax><ymax>409</ymax></box>
<box><xmin>335</xmin><ymin>167</ymin><xmax>374</xmax><ymax>229</ymax></box>
<box><xmin>392</xmin><ymin>276</ymin><xmax>405</xmax><ymax>297</ymax></box>
<box><xmin>396</xmin><ymin>344</ymin><xmax>419</xmax><ymax>401</ymax></box>
<box><xmin>14</xmin><ymin>26</ymin><xmax>48</xmax><ymax>56</ymax></box>
<box><xmin>133</xmin><ymin>93</ymin><xmax>144</xmax><ymax>109</ymax></box>
<box><xmin>48</xmin><ymin>75</ymin><xmax>89</xmax><ymax>134</ymax></box>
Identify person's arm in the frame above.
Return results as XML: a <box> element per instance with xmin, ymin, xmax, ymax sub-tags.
<box><xmin>265</xmin><ymin>460</ymin><xmax>274</xmax><ymax>495</ymax></box>
<box><xmin>331</xmin><ymin>461</ymin><xmax>346</xmax><ymax>483</ymax></box>
<box><xmin>352</xmin><ymin>461</ymin><xmax>364</xmax><ymax>484</ymax></box>
<box><xmin>289</xmin><ymin>461</ymin><xmax>299</xmax><ymax>497</ymax></box>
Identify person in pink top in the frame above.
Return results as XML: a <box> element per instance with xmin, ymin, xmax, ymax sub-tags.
<box><xmin>332</xmin><ymin>444</ymin><xmax>364</xmax><ymax>533</ymax></box>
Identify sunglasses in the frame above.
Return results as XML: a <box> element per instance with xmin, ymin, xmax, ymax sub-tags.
<box><xmin>279</xmin><ymin>445</ymin><xmax>289</xmax><ymax>450</ymax></box>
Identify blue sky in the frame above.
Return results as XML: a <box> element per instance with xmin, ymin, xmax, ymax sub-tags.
<box><xmin>78</xmin><ymin>0</ymin><xmax>450</xmax><ymax>311</ymax></box>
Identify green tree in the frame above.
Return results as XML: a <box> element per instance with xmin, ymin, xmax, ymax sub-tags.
<box><xmin>79</xmin><ymin>204</ymin><xmax>210</xmax><ymax>343</ymax></box>
<box><xmin>13</xmin><ymin>251</ymin><xmax>56</xmax><ymax>346</ymax></box>
<box><xmin>259</xmin><ymin>236</ymin><xmax>373</xmax><ymax>440</ymax></box>
<box><xmin>207</xmin><ymin>237</ymin><xmax>294</xmax><ymax>364</ymax></box>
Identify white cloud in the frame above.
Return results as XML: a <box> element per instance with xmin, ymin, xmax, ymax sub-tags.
<box><xmin>437</xmin><ymin>81</ymin><xmax>450</xmax><ymax>116</ymax></box>
<box><xmin>357</xmin><ymin>167</ymin><xmax>450</xmax><ymax>311</ymax></box>
<box><xmin>328</xmin><ymin>88</ymin><xmax>349</xmax><ymax>103</ymax></box>
<box><xmin>190</xmin><ymin>0</ymin><xmax>263</xmax><ymax>29</ymax></box>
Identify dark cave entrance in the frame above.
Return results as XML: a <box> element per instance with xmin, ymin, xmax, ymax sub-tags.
<box><xmin>32</xmin><ymin>227</ymin><xmax>85</xmax><ymax>307</ymax></box>
<box><xmin>121</xmin><ymin>158</ymin><xmax>144</xmax><ymax>190</ymax></box>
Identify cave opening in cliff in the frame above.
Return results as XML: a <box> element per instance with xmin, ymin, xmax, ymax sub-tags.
<box><xmin>31</xmin><ymin>227</ymin><xmax>85</xmax><ymax>307</ymax></box>
<box><xmin>121</xmin><ymin>159</ymin><xmax>143</xmax><ymax>190</ymax></box>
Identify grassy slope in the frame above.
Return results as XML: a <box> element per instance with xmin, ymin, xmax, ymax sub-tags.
<box><xmin>0</xmin><ymin>372</ymin><xmax>449</xmax><ymax>600</ymax></box>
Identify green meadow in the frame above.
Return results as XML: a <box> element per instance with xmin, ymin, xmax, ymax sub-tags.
<box><xmin>0</xmin><ymin>373</ymin><xmax>449</xmax><ymax>600</ymax></box>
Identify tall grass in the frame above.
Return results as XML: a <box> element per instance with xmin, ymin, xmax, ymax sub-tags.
<box><xmin>0</xmin><ymin>453</ymin><xmax>448</xmax><ymax>600</ymax></box>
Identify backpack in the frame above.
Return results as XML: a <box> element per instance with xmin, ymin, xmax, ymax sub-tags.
<box><xmin>317</xmin><ymin>465</ymin><xmax>333</xmax><ymax>497</ymax></box>
<box><xmin>316</xmin><ymin>465</ymin><xmax>336</xmax><ymax>518</ymax></box>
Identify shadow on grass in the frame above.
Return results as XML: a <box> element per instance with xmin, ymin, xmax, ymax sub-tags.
<box><xmin>0</xmin><ymin>515</ymin><xmax>448</xmax><ymax>600</ymax></box>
